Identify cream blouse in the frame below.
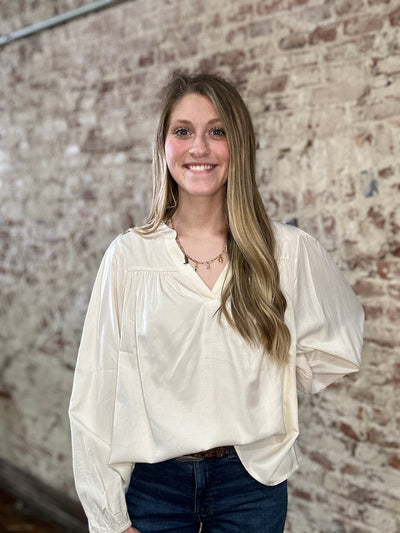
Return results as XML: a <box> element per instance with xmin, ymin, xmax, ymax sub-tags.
<box><xmin>69</xmin><ymin>221</ymin><xmax>364</xmax><ymax>533</ymax></box>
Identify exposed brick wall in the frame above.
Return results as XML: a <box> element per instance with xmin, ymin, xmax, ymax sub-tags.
<box><xmin>1</xmin><ymin>0</ymin><xmax>399</xmax><ymax>531</ymax></box>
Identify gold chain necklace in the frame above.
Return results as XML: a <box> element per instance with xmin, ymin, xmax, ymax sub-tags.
<box><xmin>169</xmin><ymin>219</ymin><xmax>227</xmax><ymax>272</ymax></box>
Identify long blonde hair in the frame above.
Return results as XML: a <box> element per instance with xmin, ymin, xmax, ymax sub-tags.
<box><xmin>142</xmin><ymin>73</ymin><xmax>291</xmax><ymax>365</ymax></box>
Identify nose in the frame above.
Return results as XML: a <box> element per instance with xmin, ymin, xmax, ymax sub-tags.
<box><xmin>189</xmin><ymin>134</ymin><xmax>210</xmax><ymax>157</ymax></box>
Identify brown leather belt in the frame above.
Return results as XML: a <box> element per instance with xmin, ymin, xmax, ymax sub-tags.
<box><xmin>178</xmin><ymin>446</ymin><xmax>231</xmax><ymax>460</ymax></box>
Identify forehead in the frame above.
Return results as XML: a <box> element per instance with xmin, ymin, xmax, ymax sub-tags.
<box><xmin>168</xmin><ymin>93</ymin><xmax>221</xmax><ymax>122</ymax></box>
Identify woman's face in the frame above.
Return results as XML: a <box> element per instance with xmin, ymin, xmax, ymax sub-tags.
<box><xmin>164</xmin><ymin>93</ymin><xmax>229</xmax><ymax>202</ymax></box>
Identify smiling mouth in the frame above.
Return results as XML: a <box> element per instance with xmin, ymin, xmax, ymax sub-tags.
<box><xmin>184</xmin><ymin>164</ymin><xmax>216</xmax><ymax>171</ymax></box>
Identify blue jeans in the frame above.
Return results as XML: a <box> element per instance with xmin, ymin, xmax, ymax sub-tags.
<box><xmin>125</xmin><ymin>447</ymin><xmax>287</xmax><ymax>532</ymax></box>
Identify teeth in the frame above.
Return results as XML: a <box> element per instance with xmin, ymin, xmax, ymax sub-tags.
<box><xmin>188</xmin><ymin>165</ymin><xmax>214</xmax><ymax>171</ymax></box>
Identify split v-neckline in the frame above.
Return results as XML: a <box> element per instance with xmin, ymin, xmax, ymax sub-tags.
<box><xmin>162</xmin><ymin>223</ymin><xmax>230</xmax><ymax>297</ymax></box>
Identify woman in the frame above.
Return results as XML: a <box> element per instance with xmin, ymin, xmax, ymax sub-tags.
<box><xmin>69</xmin><ymin>73</ymin><xmax>364</xmax><ymax>533</ymax></box>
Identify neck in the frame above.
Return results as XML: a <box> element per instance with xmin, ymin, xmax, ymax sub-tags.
<box><xmin>172</xmin><ymin>196</ymin><xmax>228</xmax><ymax>237</ymax></box>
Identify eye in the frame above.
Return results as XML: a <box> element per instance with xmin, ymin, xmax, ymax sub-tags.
<box><xmin>210</xmin><ymin>127</ymin><xmax>225</xmax><ymax>137</ymax></box>
<box><xmin>173</xmin><ymin>127</ymin><xmax>190</xmax><ymax>137</ymax></box>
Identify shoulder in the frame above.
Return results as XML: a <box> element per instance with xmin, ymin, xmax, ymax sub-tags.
<box><xmin>101</xmin><ymin>223</ymin><xmax>176</xmax><ymax>269</ymax></box>
<box><xmin>108</xmin><ymin>223</ymin><xmax>172</xmax><ymax>252</ymax></box>
<box><xmin>271</xmin><ymin>220</ymin><xmax>319</xmax><ymax>263</ymax></box>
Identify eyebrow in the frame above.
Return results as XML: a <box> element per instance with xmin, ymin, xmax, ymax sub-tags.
<box><xmin>170</xmin><ymin>118</ymin><xmax>223</xmax><ymax>126</ymax></box>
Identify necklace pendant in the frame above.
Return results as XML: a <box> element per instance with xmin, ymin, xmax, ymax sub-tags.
<box><xmin>170</xmin><ymin>218</ymin><xmax>227</xmax><ymax>273</ymax></box>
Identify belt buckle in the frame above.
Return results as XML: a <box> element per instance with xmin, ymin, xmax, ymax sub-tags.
<box><xmin>175</xmin><ymin>446</ymin><xmax>231</xmax><ymax>461</ymax></box>
<box><xmin>175</xmin><ymin>454</ymin><xmax>205</xmax><ymax>462</ymax></box>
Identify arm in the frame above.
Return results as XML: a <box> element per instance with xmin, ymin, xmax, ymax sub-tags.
<box><xmin>293</xmin><ymin>232</ymin><xmax>364</xmax><ymax>394</ymax></box>
<box><xmin>69</xmin><ymin>237</ymin><xmax>134</xmax><ymax>533</ymax></box>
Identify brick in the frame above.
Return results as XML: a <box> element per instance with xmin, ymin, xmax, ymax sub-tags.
<box><xmin>389</xmin><ymin>242</ymin><xmax>400</xmax><ymax>257</ymax></box>
<box><xmin>393</xmin><ymin>362</ymin><xmax>400</xmax><ymax>384</ymax></box>
<box><xmin>334</xmin><ymin>0</ymin><xmax>364</xmax><ymax>16</ymax></box>
<box><xmin>291</xmin><ymin>488</ymin><xmax>312</xmax><ymax>501</ymax></box>
<box><xmin>320</xmin><ymin>212</ymin><xmax>337</xmax><ymax>239</ymax></box>
<box><xmin>368</xmin><ymin>428</ymin><xmax>400</xmax><ymax>449</ymax></box>
<box><xmin>389</xmin><ymin>7</ymin><xmax>400</xmax><ymax>26</ymax></box>
<box><xmin>352</xmin><ymin>279</ymin><xmax>384</xmax><ymax>298</ymax></box>
<box><xmin>371</xmin><ymin>56</ymin><xmax>400</xmax><ymax>76</ymax></box>
<box><xmin>230</xmin><ymin>63</ymin><xmax>262</xmax><ymax>84</ymax></box>
<box><xmin>340</xmin><ymin>422</ymin><xmax>361</xmax><ymax>441</ymax></box>
<box><xmin>257</xmin><ymin>0</ymin><xmax>284</xmax><ymax>15</ymax></box>
<box><xmin>324</xmin><ymin>34</ymin><xmax>376</xmax><ymax>61</ymax></box>
<box><xmin>378</xmin><ymin>166</ymin><xmax>395</xmax><ymax>178</ymax></box>
<box><xmin>226</xmin><ymin>25</ymin><xmax>248</xmax><ymax>45</ymax></box>
<box><xmin>367</xmin><ymin>206</ymin><xmax>386</xmax><ymax>229</ymax></box>
<box><xmin>344</xmin><ymin>14</ymin><xmax>384</xmax><ymax>36</ymax></box>
<box><xmin>308</xmin><ymin>84</ymin><xmax>356</xmax><ymax>106</ymax></box>
<box><xmin>206</xmin><ymin>50</ymin><xmax>247</xmax><ymax>70</ymax></box>
<box><xmin>281</xmin><ymin>190</ymin><xmax>297</xmax><ymax>212</ymax></box>
<box><xmin>302</xmin><ymin>189</ymin><xmax>316</xmax><ymax>207</ymax></box>
<box><xmin>347</xmin><ymin>484</ymin><xmax>379</xmax><ymax>506</ymax></box>
<box><xmin>252</xmin><ymin>75</ymin><xmax>289</xmax><ymax>95</ymax></box>
<box><xmin>389</xmin><ymin>208</ymin><xmax>400</xmax><ymax>234</ymax></box>
<box><xmin>386</xmin><ymin>306</ymin><xmax>400</xmax><ymax>324</ymax></box>
<box><xmin>363</xmin><ymin>304</ymin><xmax>384</xmax><ymax>320</ymax></box>
<box><xmin>351</xmin><ymin>97</ymin><xmax>400</xmax><ymax>123</ymax></box>
<box><xmin>227</xmin><ymin>4</ymin><xmax>254</xmax><ymax>22</ymax></box>
<box><xmin>364</xmin><ymin>328</ymin><xmax>397</xmax><ymax>349</ymax></box>
<box><xmin>309</xmin><ymin>450</ymin><xmax>335</xmax><ymax>470</ymax></box>
<box><xmin>279</xmin><ymin>32</ymin><xmax>307</xmax><ymax>50</ymax></box>
<box><xmin>388</xmin><ymin>283</ymin><xmax>400</xmax><ymax>300</ymax></box>
<box><xmin>249</xmin><ymin>19</ymin><xmax>275</xmax><ymax>38</ymax></box>
<box><xmin>370</xmin><ymin>406</ymin><xmax>392</xmax><ymax>426</ymax></box>
<box><xmin>298</xmin><ymin>5</ymin><xmax>332</xmax><ymax>24</ymax></box>
<box><xmin>158</xmin><ymin>48</ymin><xmax>176</xmax><ymax>64</ymax></box>
<box><xmin>377</xmin><ymin>261</ymin><xmax>400</xmax><ymax>279</ymax></box>
<box><xmin>341</xmin><ymin>463</ymin><xmax>360</xmax><ymax>475</ymax></box>
<box><xmin>361</xmin><ymin>503</ymin><xmax>399</xmax><ymax>531</ymax></box>
<box><xmin>309</xmin><ymin>24</ymin><xmax>337</xmax><ymax>45</ymax></box>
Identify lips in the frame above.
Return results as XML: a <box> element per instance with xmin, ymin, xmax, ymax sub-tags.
<box><xmin>184</xmin><ymin>164</ymin><xmax>216</xmax><ymax>171</ymax></box>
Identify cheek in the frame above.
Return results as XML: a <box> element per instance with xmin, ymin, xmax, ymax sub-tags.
<box><xmin>164</xmin><ymin>142</ymin><xmax>172</xmax><ymax>167</ymax></box>
<box><xmin>165</xmin><ymin>139</ymin><xmax>184</xmax><ymax>166</ymax></box>
<box><xmin>218</xmin><ymin>142</ymin><xmax>230</xmax><ymax>166</ymax></box>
